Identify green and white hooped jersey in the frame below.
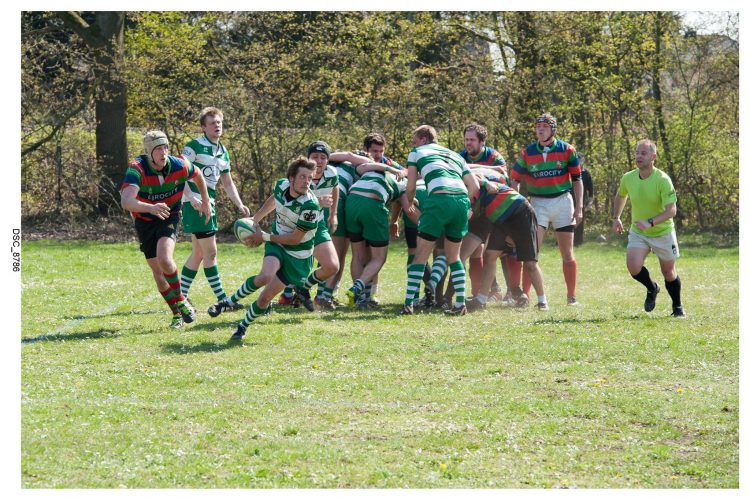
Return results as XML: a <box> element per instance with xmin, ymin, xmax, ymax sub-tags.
<box><xmin>349</xmin><ymin>171</ymin><xmax>406</xmax><ymax>204</ymax></box>
<box><xmin>407</xmin><ymin>143</ymin><xmax>470</xmax><ymax>196</ymax></box>
<box><xmin>329</xmin><ymin>161</ymin><xmax>358</xmax><ymax>197</ymax></box>
<box><xmin>311</xmin><ymin>164</ymin><xmax>339</xmax><ymax>219</ymax></box>
<box><xmin>310</xmin><ymin>164</ymin><xmax>339</xmax><ymax>197</ymax></box>
<box><xmin>181</xmin><ymin>135</ymin><xmax>231</xmax><ymax>203</ymax></box>
<box><xmin>272</xmin><ymin>178</ymin><xmax>322</xmax><ymax>259</ymax></box>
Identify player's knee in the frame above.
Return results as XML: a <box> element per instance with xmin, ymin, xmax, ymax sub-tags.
<box><xmin>255</xmin><ymin>272</ymin><xmax>274</xmax><ymax>286</ymax></box>
<box><xmin>203</xmin><ymin>249</ymin><xmax>218</xmax><ymax>264</ymax></box>
<box><xmin>157</xmin><ymin>256</ymin><xmax>175</xmax><ymax>274</ymax></box>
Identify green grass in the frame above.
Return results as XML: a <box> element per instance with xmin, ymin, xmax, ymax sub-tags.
<box><xmin>20</xmin><ymin>236</ymin><xmax>739</xmax><ymax>488</ymax></box>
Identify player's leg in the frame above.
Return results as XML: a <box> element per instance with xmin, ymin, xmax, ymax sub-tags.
<box><xmin>347</xmin><ymin>238</ymin><xmax>368</xmax><ymax>304</ymax></box>
<box><xmin>466</xmin><ymin>248</ymin><xmax>500</xmax><ymax>311</ymax></box>
<box><xmin>320</xmin><ymin>234</ymin><xmax>349</xmax><ymax>309</ymax></box>
<box><xmin>230</xmin><ymin>274</ymin><xmax>286</xmax><ymax>342</ymax></box>
<box><xmin>468</xmin><ymin>242</ymin><xmax>484</xmax><ymax>297</ymax></box>
<box><xmin>625</xmin><ymin>232</ymin><xmax>660</xmax><ymax>312</ymax></box>
<box><xmin>147</xmin><ymin>256</ymin><xmax>183</xmax><ymax>328</ymax></box>
<box><xmin>209</xmin><ymin>252</ymin><xmax>279</xmax><ymax>317</ymax></box>
<box><xmin>442</xmin><ymin>196</ymin><xmax>472</xmax><ymax>315</ymax></box>
<box><xmin>654</xmin><ymin>231</ymin><xmax>683</xmax><ymax>317</ymax></box>
<box><xmin>354</xmin><ymin>243</ymin><xmax>388</xmax><ymax>308</ymax></box>
<box><xmin>555</xmin><ymin>229</ymin><xmax>578</xmax><ymax>305</ymax></box>
<box><xmin>180</xmin><ymin>233</ymin><xmax>203</xmax><ymax>298</ymax></box>
<box><xmin>156</xmin><ymin>235</ymin><xmax>195</xmax><ymax>323</ymax></box>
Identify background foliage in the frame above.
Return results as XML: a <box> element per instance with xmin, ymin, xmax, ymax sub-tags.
<box><xmin>21</xmin><ymin>11</ymin><xmax>739</xmax><ymax>233</ymax></box>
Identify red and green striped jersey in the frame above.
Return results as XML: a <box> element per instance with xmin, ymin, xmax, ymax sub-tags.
<box><xmin>121</xmin><ymin>155</ymin><xmax>197</xmax><ymax>221</ymax></box>
<box><xmin>510</xmin><ymin>139</ymin><xmax>580</xmax><ymax>197</ymax></box>
<box><xmin>473</xmin><ymin>183</ymin><xmax>527</xmax><ymax>225</ymax></box>
<box><xmin>459</xmin><ymin>146</ymin><xmax>506</xmax><ymax>168</ymax></box>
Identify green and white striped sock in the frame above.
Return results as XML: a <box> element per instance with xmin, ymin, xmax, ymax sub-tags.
<box><xmin>449</xmin><ymin>260</ymin><xmax>466</xmax><ymax>306</ymax></box>
<box><xmin>180</xmin><ymin>266</ymin><xmax>198</xmax><ymax>297</ymax></box>
<box><xmin>204</xmin><ymin>265</ymin><xmax>227</xmax><ymax>301</ymax></box>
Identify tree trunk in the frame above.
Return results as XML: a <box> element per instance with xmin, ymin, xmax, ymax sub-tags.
<box><xmin>58</xmin><ymin>11</ymin><xmax>128</xmax><ymax>215</ymax></box>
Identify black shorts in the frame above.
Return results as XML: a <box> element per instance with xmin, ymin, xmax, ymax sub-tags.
<box><xmin>487</xmin><ymin>202</ymin><xmax>538</xmax><ymax>262</ymax></box>
<box><xmin>405</xmin><ymin>226</ymin><xmax>418</xmax><ymax>249</ymax></box>
<box><xmin>468</xmin><ymin>215</ymin><xmax>492</xmax><ymax>242</ymax></box>
<box><xmin>134</xmin><ymin>214</ymin><xmax>180</xmax><ymax>260</ymax></box>
<box><xmin>193</xmin><ymin>230</ymin><xmax>217</xmax><ymax>239</ymax></box>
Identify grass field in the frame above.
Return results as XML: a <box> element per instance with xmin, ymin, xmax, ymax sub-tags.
<box><xmin>20</xmin><ymin>234</ymin><xmax>739</xmax><ymax>488</ymax></box>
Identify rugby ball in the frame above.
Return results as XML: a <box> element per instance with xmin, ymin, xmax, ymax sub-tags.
<box><xmin>233</xmin><ymin>217</ymin><xmax>257</xmax><ymax>241</ymax></box>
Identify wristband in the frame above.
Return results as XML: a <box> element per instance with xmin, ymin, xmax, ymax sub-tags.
<box><xmin>262</xmin><ymin>231</ymin><xmax>271</xmax><ymax>242</ymax></box>
<box><xmin>648</xmin><ymin>218</ymin><xmax>655</xmax><ymax>227</ymax></box>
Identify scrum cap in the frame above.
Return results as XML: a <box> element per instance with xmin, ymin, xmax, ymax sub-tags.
<box><xmin>143</xmin><ymin>130</ymin><xmax>169</xmax><ymax>158</ymax></box>
<box><xmin>307</xmin><ymin>140</ymin><xmax>332</xmax><ymax>158</ymax></box>
<box><xmin>535</xmin><ymin>113</ymin><xmax>557</xmax><ymax>136</ymax></box>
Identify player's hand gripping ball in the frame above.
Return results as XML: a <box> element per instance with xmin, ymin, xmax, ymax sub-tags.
<box><xmin>233</xmin><ymin>217</ymin><xmax>257</xmax><ymax>242</ymax></box>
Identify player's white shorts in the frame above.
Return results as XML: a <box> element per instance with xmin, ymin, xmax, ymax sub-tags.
<box><xmin>530</xmin><ymin>193</ymin><xmax>574</xmax><ymax>230</ymax></box>
<box><xmin>627</xmin><ymin>230</ymin><xmax>680</xmax><ymax>261</ymax></box>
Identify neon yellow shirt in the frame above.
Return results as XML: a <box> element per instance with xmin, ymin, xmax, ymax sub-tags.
<box><xmin>618</xmin><ymin>167</ymin><xmax>677</xmax><ymax>237</ymax></box>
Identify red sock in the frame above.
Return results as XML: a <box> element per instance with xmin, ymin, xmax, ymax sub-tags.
<box><xmin>562</xmin><ymin>259</ymin><xmax>577</xmax><ymax>298</ymax></box>
<box><xmin>163</xmin><ymin>270</ymin><xmax>186</xmax><ymax>303</ymax></box>
<box><xmin>159</xmin><ymin>287</ymin><xmax>180</xmax><ymax>314</ymax></box>
<box><xmin>507</xmin><ymin>255</ymin><xmax>522</xmax><ymax>289</ymax></box>
<box><xmin>469</xmin><ymin>256</ymin><xmax>483</xmax><ymax>296</ymax></box>
<box><xmin>522</xmin><ymin>265</ymin><xmax>532</xmax><ymax>297</ymax></box>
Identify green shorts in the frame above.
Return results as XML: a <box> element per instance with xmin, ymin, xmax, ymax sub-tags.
<box><xmin>345</xmin><ymin>194</ymin><xmax>389</xmax><ymax>243</ymax></box>
<box><xmin>264</xmin><ymin>242</ymin><xmax>314</xmax><ymax>288</ymax></box>
<box><xmin>182</xmin><ymin>200</ymin><xmax>217</xmax><ymax>234</ymax></box>
<box><xmin>418</xmin><ymin>193</ymin><xmax>470</xmax><ymax>241</ymax></box>
<box><xmin>403</xmin><ymin>190</ymin><xmax>427</xmax><ymax>230</ymax></box>
<box><xmin>313</xmin><ymin>218</ymin><xmax>332</xmax><ymax>246</ymax></box>
<box><xmin>331</xmin><ymin>195</ymin><xmax>348</xmax><ymax>238</ymax></box>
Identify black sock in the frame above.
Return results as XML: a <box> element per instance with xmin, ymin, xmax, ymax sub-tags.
<box><xmin>422</xmin><ymin>264</ymin><xmax>432</xmax><ymax>286</ymax></box>
<box><xmin>665</xmin><ymin>276</ymin><xmax>682</xmax><ymax>308</ymax></box>
<box><xmin>631</xmin><ymin>267</ymin><xmax>656</xmax><ymax>291</ymax></box>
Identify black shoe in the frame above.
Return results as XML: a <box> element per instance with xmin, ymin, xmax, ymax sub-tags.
<box><xmin>314</xmin><ymin>296</ymin><xmax>336</xmax><ymax>310</ymax></box>
<box><xmin>445</xmin><ymin>304</ymin><xmax>467</xmax><ymax>316</ymax></box>
<box><xmin>400</xmin><ymin>304</ymin><xmax>414</xmax><ymax>315</ymax></box>
<box><xmin>294</xmin><ymin>286</ymin><xmax>315</xmax><ymax>312</ymax></box>
<box><xmin>229</xmin><ymin>324</ymin><xmax>247</xmax><ymax>341</ymax></box>
<box><xmin>644</xmin><ymin>283</ymin><xmax>660</xmax><ymax>312</ymax></box>
<box><xmin>465</xmin><ymin>298</ymin><xmax>486</xmax><ymax>312</ymax></box>
<box><xmin>178</xmin><ymin>300</ymin><xmax>196</xmax><ymax>323</ymax></box>
<box><xmin>228</xmin><ymin>301</ymin><xmax>245</xmax><ymax>311</ymax></box>
<box><xmin>423</xmin><ymin>285</ymin><xmax>435</xmax><ymax>308</ymax></box>
<box><xmin>512</xmin><ymin>294</ymin><xmax>529</xmax><ymax>308</ymax></box>
<box><xmin>355</xmin><ymin>296</ymin><xmax>371</xmax><ymax>310</ymax></box>
<box><xmin>671</xmin><ymin>306</ymin><xmax>686</xmax><ymax>318</ymax></box>
<box><xmin>208</xmin><ymin>298</ymin><xmax>235</xmax><ymax>318</ymax></box>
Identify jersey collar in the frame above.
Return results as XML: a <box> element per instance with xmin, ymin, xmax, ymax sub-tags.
<box><xmin>535</xmin><ymin>138</ymin><xmax>558</xmax><ymax>153</ymax></box>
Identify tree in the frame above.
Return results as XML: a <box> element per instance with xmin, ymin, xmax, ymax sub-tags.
<box><xmin>57</xmin><ymin>11</ymin><xmax>127</xmax><ymax>214</ymax></box>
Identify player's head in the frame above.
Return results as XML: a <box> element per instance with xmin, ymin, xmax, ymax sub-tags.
<box><xmin>634</xmin><ymin>139</ymin><xmax>657</xmax><ymax>168</ymax></box>
<box><xmin>307</xmin><ymin>140</ymin><xmax>331</xmax><ymax>169</ymax></box>
<box><xmin>364</xmin><ymin>133</ymin><xmax>386</xmax><ymax>162</ymax></box>
<box><xmin>143</xmin><ymin>130</ymin><xmax>169</xmax><ymax>167</ymax></box>
<box><xmin>463</xmin><ymin>123</ymin><xmax>487</xmax><ymax>156</ymax></box>
<box><xmin>412</xmin><ymin>125</ymin><xmax>437</xmax><ymax>147</ymax></box>
<box><xmin>199</xmin><ymin>107</ymin><xmax>224</xmax><ymax>140</ymax></box>
<box><xmin>287</xmin><ymin>156</ymin><xmax>316</xmax><ymax>195</ymax></box>
<box><xmin>534</xmin><ymin>112</ymin><xmax>557</xmax><ymax>143</ymax></box>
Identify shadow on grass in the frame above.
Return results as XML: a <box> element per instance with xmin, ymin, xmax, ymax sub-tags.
<box><xmin>161</xmin><ymin>340</ymin><xmax>254</xmax><ymax>354</ymax></box>
<box><xmin>64</xmin><ymin>310</ymin><xmax>153</xmax><ymax>321</ymax></box>
<box><xmin>22</xmin><ymin>329</ymin><xmax>121</xmax><ymax>344</ymax></box>
<box><xmin>532</xmin><ymin>317</ymin><xmax>610</xmax><ymax>326</ymax></box>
